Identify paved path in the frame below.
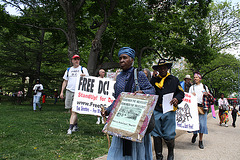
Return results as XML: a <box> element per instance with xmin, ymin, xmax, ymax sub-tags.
<box><xmin>96</xmin><ymin>111</ymin><xmax>240</xmax><ymax>160</ymax></box>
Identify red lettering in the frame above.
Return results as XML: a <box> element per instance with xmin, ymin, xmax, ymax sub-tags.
<box><xmin>108</xmin><ymin>97</ymin><xmax>114</xmax><ymax>103</ymax></box>
<box><xmin>100</xmin><ymin>96</ymin><xmax>106</xmax><ymax>101</ymax></box>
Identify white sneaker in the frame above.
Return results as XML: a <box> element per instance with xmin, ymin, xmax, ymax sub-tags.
<box><xmin>225</xmin><ymin>124</ymin><xmax>228</xmax><ymax>127</ymax></box>
<box><xmin>67</xmin><ymin>129</ymin><xmax>72</xmax><ymax>135</ymax></box>
<box><xmin>96</xmin><ymin>120</ymin><xmax>100</xmax><ymax>124</ymax></box>
<box><xmin>203</xmin><ymin>107</ymin><xmax>208</xmax><ymax>111</ymax></box>
<box><xmin>102</xmin><ymin>118</ymin><xmax>105</xmax><ymax>124</ymax></box>
<box><xmin>72</xmin><ymin>126</ymin><xmax>78</xmax><ymax>132</ymax></box>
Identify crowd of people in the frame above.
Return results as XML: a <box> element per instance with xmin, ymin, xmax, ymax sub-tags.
<box><xmin>28</xmin><ymin>46</ymin><xmax>239</xmax><ymax>160</ymax></box>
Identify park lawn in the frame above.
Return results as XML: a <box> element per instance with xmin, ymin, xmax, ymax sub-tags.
<box><xmin>0</xmin><ymin>99</ymin><xmax>109</xmax><ymax>160</ymax></box>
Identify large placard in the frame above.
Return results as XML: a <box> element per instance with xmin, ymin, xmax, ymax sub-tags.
<box><xmin>176</xmin><ymin>92</ymin><xmax>199</xmax><ymax>131</ymax></box>
<box><xmin>102</xmin><ymin>92</ymin><xmax>158</xmax><ymax>142</ymax></box>
<box><xmin>72</xmin><ymin>76</ymin><xmax>115</xmax><ymax>116</ymax></box>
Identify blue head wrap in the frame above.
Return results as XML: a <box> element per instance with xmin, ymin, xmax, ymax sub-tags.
<box><xmin>118</xmin><ymin>47</ymin><xmax>135</xmax><ymax>59</ymax></box>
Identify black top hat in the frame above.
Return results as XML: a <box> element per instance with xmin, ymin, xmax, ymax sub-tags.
<box><xmin>152</xmin><ymin>59</ymin><xmax>172</xmax><ymax>70</ymax></box>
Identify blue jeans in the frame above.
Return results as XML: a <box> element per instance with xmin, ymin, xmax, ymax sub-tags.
<box><xmin>33</xmin><ymin>95</ymin><xmax>41</xmax><ymax>110</ymax></box>
<box><xmin>54</xmin><ymin>97</ymin><xmax>58</xmax><ymax>104</ymax></box>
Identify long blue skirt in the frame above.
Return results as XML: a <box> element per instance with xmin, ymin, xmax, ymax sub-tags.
<box><xmin>107</xmin><ymin>134</ymin><xmax>153</xmax><ymax>160</ymax></box>
<box><xmin>193</xmin><ymin>112</ymin><xmax>208</xmax><ymax>134</ymax></box>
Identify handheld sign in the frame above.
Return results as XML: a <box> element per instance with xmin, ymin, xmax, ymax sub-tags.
<box><xmin>176</xmin><ymin>92</ymin><xmax>199</xmax><ymax>131</ymax></box>
<box><xmin>102</xmin><ymin>92</ymin><xmax>158</xmax><ymax>142</ymax></box>
<box><xmin>72</xmin><ymin>76</ymin><xmax>115</xmax><ymax>116</ymax></box>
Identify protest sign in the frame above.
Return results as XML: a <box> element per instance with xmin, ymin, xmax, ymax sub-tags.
<box><xmin>163</xmin><ymin>92</ymin><xmax>174</xmax><ymax>114</ymax></box>
<box><xmin>102</xmin><ymin>92</ymin><xmax>158</xmax><ymax>142</ymax></box>
<box><xmin>176</xmin><ymin>92</ymin><xmax>199</xmax><ymax>131</ymax></box>
<box><xmin>72</xmin><ymin>76</ymin><xmax>115</xmax><ymax>116</ymax></box>
<box><xmin>106</xmin><ymin>72</ymin><xmax>116</xmax><ymax>80</ymax></box>
<box><xmin>211</xmin><ymin>105</ymin><xmax>216</xmax><ymax>119</ymax></box>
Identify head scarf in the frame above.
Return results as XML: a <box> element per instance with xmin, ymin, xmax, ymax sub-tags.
<box><xmin>118</xmin><ymin>47</ymin><xmax>135</xmax><ymax>59</ymax></box>
<box><xmin>194</xmin><ymin>72</ymin><xmax>202</xmax><ymax>79</ymax></box>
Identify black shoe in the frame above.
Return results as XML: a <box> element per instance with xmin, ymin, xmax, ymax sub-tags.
<box><xmin>199</xmin><ymin>141</ymin><xmax>204</xmax><ymax>149</ymax></box>
<box><xmin>39</xmin><ymin>107</ymin><xmax>42</xmax><ymax>111</ymax></box>
<box><xmin>191</xmin><ymin>134</ymin><xmax>197</xmax><ymax>143</ymax></box>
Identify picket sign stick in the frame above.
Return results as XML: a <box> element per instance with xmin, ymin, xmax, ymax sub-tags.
<box><xmin>101</xmin><ymin>107</ymin><xmax>111</xmax><ymax>149</ymax></box>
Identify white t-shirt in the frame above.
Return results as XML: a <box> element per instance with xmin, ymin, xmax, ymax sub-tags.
<box><xmin>218</xmin><ymin>98</ymin><xmax>229</xmax><ymax>108</ymax></box>
<box><xmin>189</xmin><ymin>83</ymin><xmax>209</xmax><ymax>104</ymax></box>
<box><xmin>33</xmin><ymin>84</ymin><xmax>44</xmax><ymax>97</ymax></box>
<box><xmin>63</xmin><ymin>66</ymin><xmax>89</xmax><ymax>92</ymax></box>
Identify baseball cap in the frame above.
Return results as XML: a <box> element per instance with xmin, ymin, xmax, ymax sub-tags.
<box><xmin>72</xmin><ymin>54</ymin><xmax>80</xmax><ymax>59</ymax></box>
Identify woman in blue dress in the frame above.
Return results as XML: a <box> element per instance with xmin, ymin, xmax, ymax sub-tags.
<box><xmin>102</xmin><ymin>47</ymin><xmax>155</xmax><ymax>160</ymax></box>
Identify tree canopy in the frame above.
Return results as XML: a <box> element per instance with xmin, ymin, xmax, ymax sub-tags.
<box><xmin>1</xmin><ymin>0</ymin><xmax>239</xmax><ymax>99</ymax></box>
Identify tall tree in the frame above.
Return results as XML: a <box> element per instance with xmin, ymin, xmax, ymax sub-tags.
<box><xmin>148</xmin><ymin>0</ymin><xmax>215</xmax><ymax>70</ymax></box>
<box><xmin>58</xmin><ymin>0</ymin><xmax>86</xmax><ymax>63</ymax></box>
<box><xmin>206</xmin><ymin>1</ymin><xmax>240</xmax><ymax>52</ymax></box>
<box><xmin>0</xmin><ymin>4</ymin><xmax>68</xmax><ymax>97</ymax></box>
<box><xmin>109</xmin><ymin>1</ymin><xmax>156</xmax><ymax>70</ymax></box>
<box><xmin>200</xmin><ymin>53</ymin><xmax>240</xmax><ymax>97</ymax></box>
<box><xmin>87</xmin><ymin>0</ymin><xmax>117</xmax><ymax>75</ymax></box>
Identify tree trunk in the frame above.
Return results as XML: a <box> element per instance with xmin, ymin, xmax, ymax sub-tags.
<box><xmin>36</xmin><ymin>29</ymin><xmax>45</xmax><ymax>79</ymax></box>
<box><xmin>58</xmin><ymin>0</ymin><xmax>85</xmax><ymax>65</ymax></box>
<box><xmin>66</xmin><ymin>8</ymin><xmax>78</xmax><ymax>65</ymax></box>
<box><xmin>27</xmin><ymin>77</ymin><xmax>34</xmax><ymax>98</ymax></box>
<box><xmin>87</xmin><ymin>21</ymin><xmax>109</xmax><ymax>76</ymax></box>
<box><xmin>87</xmin><ymin>0</ymin><xmax>117</xmax><ymax>75</ymax></box>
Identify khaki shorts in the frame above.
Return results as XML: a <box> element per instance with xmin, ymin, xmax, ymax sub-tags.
<box><xmin>65</xmin><ymin>90</ymin><xmax>74</xmax><ymax>109</ymax></box>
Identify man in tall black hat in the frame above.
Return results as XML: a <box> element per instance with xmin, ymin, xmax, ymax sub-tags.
<box><xmin>150</xmin><ymin>59</ymin><xmax>184</xmax><ymax>160</ymax></box>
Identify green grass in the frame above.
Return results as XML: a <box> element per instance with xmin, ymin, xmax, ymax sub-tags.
<box><xmin>0</xmin><ymin>99</ymin><xmax>109</xmax><ymax>160</ymax></box>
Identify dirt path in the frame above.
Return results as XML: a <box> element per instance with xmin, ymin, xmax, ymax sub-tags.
<box><xmin>96</xmin><ymin>111</ymin><xmax>240</xmax><ymax>160</ymax></box>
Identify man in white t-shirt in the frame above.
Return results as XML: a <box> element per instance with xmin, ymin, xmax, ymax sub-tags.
<box><xmin>33</xmin><ymin>79</ymin><xmax>43</xmax><ymax>111</ymax></box>
<box><xmin>60</xmin><ymin>54</ymin><xmax>89</xmax><ymax>135</ymax></box>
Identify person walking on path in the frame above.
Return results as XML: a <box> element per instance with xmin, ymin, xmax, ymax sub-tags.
<box><xmin>189</xmin><ymin>72</ymin><xmax>214</xmax><ymax>149</ymax></box>
<box><xmin>60</xmin><ymin>54</ymin><xmax>89</xmax><ymax>135</ymax></box>
<box><xmin>180</xmin><ymin>75</ymin><xmax>192</xmax><ymax>93</ymax></box>
<box><xmin>102</xmin><ymin>47</ymin><xmax>155</xmax><ymax>160</ymax></box>
<box><xmin>96</xmin><ymin>69</ymin><xmax>106</xmax><ymax>125</ymax></box>
<box><xmin>54</xmin><ymin>89</ymin><xmax>58</xmax><ymax>105</ymax></box>
<box><xmin>150</xmin><ymin>59</ymin><xmax>184</xmax><ymax>160</ymax></box>
<box><xmin>218</xmin><ymin>93</ymin><xmax>230</xmax><ymax>127</ymax></box>
<box><xmin>32</xmin><ymin>79</ymin><xmax>43</xmax><ymax>111</ymax></box>
<box><xmin>231</xmin><ymin>103</ymin><xmax>240</xmax><ymax>127</ymax></box>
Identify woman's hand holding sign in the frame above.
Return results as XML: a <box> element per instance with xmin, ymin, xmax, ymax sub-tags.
<box><xmin>134</xmin><ymin>90</ymin><xmax>143</xmax><ymax>95</ymax></box>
